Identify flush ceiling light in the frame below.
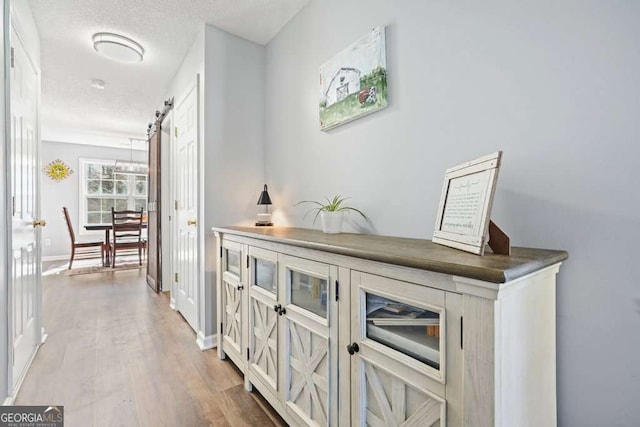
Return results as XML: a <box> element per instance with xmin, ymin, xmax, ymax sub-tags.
<box><xmin>92</xmin><ymin>32</ymin><xmax>144</xmax><ymax>63</ymax></box>
<box><xmin>90</xmin><ymin>78</ymin><xmax>106</xmax><ymax>90</ymax></box>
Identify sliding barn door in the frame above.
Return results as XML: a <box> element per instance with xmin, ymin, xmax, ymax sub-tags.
<box><xmin>146</xmin><ymin>128</ymin><xmax>160</xmax><ymax>292</ymax></box>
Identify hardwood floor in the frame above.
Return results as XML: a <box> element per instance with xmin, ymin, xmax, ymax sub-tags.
<box><xmin>16</xmin><ymin>268</ymin><xmax>286</xmax><ymax>427</ymax></box>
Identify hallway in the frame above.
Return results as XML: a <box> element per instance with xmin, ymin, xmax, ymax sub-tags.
<box><xmin>15</xmin><ymin>269</ymin><xmax>283</xmax><ymax>426</ymax></box>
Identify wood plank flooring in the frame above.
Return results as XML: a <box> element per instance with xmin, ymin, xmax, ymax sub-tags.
<box><xmin>16</xmin><ymin>268</ymin><xmax>286</xmax><ymax>427</ymax></box>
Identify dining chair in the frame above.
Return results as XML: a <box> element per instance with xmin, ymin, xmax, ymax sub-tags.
<box><xmin>63</xmin><ymin>207</ymin><xmax>106</xmax><ymax>269</ymax></box>
<box><xmin>110</xmin><ymin>207</ymin><xmax>145</xmax><ymax>267</ymax></box>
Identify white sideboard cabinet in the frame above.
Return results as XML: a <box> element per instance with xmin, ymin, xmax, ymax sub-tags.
<box><xmin>213</xmin><ymin>226</ymin><xmax>567</xmax><ymax>427</ymax></box>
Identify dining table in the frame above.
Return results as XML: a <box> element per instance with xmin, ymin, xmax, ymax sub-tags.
<box><xmin>84</xmin><ymin>223</ymin><xmax>148</xmax><ymax>266</ymax></box>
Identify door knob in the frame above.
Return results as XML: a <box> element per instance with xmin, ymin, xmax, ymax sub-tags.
<box><xmin>187</xmin><ymin>219</ymin><xmax>197</xmax><ymax>226</ymax></box>
<box><xmin>347</xmin><ymin>343</ymin><xmax>360</xmax><ymax>355</ymax></box>
<box><xmin>32</xmin><ymin>219</ymin><xmax>46</xmax><ymax>227</ymax></box>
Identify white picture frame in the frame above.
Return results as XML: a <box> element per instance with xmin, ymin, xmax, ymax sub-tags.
<box><xmin>432</xmin><ymin>151</ymin><xmax>502</xmax><ymax>255</ymax></box>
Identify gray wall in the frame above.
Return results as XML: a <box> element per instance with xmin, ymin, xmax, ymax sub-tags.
<box><xmin>165</xmin><ymin>25</ymin><xmax>265</xmax><ymax>341</ymax></box>
<box><xmin>264</xmin><ymin>1</ymin><xmax>640</xmax><ymax>425</ymax></box>
<box><xmin>41</xmin><ymin>140</ymin><xmax>146</xmax><ymax>258</ymax></box>
<box><xmin>203</xmin><ymin>25</ymin><xmax>265</xmax><ymax>336</ymax></box>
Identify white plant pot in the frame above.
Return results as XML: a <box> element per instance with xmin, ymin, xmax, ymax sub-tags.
<box><xmin>320</xmin><ymin>211</ymin><xmax>344</xmax><ymax>234</ymax></box>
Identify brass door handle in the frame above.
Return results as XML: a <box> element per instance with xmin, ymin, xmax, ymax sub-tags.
<box><xmin>32</xmin><ymin>219</ymin><xmax>46</xmax><ymax>227</ymax></box>
<box><xmin>187</xmin><ymin>219</ymin><xmax>197</xmax><ymax>226</ymax></box>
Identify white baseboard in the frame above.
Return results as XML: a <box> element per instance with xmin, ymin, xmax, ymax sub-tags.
<box><xmin>4</xmin><ymin>343</ymin><xmax>41</xmax><ymax>406</ymax></box>
<box><xmin>196</xmin><ymin>332</ymin><xmax>217</xmax><ymax>350</ymax></box>
<box><xmin>42</xmin><ymin>255</ymin><xmax>69</xmax><ymax>262</ymax></box>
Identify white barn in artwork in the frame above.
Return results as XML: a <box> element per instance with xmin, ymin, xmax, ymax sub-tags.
<box><xmin>322</xmin><ymin>67</ymin><xmax>361</xmax><ymax>107</ymax></box>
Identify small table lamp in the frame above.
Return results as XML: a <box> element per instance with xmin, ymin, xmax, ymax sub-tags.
<box><xmin>256</xmin><ymin>184</ymin><xmax>273</xmax><ymax>226</ymax></box>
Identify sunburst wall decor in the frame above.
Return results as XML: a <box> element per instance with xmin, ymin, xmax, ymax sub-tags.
<box><xmin>44</xmin><ymin>159</ymin><xmax>74</xmax><ymax>182</ymax></box>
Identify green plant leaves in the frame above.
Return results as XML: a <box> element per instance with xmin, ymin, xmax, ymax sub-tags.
<box><xmin>296</xmin><ymin>194</ymin><xmax>367</xmax><ymax>224</ymax></box>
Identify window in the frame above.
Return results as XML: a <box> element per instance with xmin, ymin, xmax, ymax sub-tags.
<box><xmin>80</xmin><ymin>158</ymin><xmax>148</xmax><ymax>226</ymax></box>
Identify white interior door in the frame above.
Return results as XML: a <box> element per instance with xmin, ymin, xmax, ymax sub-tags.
<box><xmin>173</xmin><ymin>80</ymin><xmax>199</xmax><ymax>331</ymax></box>
<box><xmin>9</xmin><ymin>26</ymin><xmax>40</xmax><ymax>391</ymax></box>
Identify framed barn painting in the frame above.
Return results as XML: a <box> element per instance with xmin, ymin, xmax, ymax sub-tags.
<box><xmin>319</xmin><ymin>26</ymin><xmax>387</xmax><ymax>131</ymax></box>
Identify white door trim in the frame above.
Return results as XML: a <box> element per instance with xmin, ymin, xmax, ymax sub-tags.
<box><xmin>5</xmin><ymin>1</ymin><xmax>43</xmax><ymax>400</ymax></box>
<box><xmin>1</xmin><ymin>0</ymin><xmax>10</xmax><ymax>403</ymax></box>
<box><xmin>171</xmin><ymin>75</ymin><xmax>205</xmax><ymax>347</ymax></box>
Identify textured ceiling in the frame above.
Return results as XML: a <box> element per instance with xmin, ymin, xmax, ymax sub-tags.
<box><xmin>28</xmin><ymin>0</ymin><xmax>309</xmax><ymax>149</ymax></box>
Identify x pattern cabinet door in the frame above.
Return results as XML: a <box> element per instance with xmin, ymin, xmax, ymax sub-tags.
<box><xmin>279</xmin><ymin>255</ymin><xmax>338</xmax><ymax>427</ymax></box>
<box><xmin>250</xmin><ymin>291</ymin><xmax>279</xmax><ymax>391</ymax></box>
<box><xmin>223</xmin><ymin>279</ymin><xmax>243</xmax><ymax>354</ymax></box>
<box><xmin>360</xmin><ymin>357</ymin><xmax>445</xmax><ymax>427</ymax></box>
<box><xmin>285</xmin><ymin>318</ymin><xmax>330</xmax><ymax>425</ymax></box>
<box><xmin>221</xmin><ymin>241</ymin><xmax>244</xmax><ymax>363</ymax></box>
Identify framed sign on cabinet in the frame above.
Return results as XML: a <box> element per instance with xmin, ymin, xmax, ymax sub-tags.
<box><xmin>433</xmin><ymin>151</ymin><xmax>509</xmax><ymax>256</ymax></box>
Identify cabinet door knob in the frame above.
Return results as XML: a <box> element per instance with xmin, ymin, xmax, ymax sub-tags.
<box><xmin>347</xmin><ymin>343</ymin><xmax>360</xmax><ymax>355</ymax></box>
<box><xmin>279</xmin><ymin>307</ymin><xmax>286</xmax><ymax>316</ymax></box>
<box><xmin>32</xmin><ymin>219</ymin><xmax>46</xmax><ymax>227</ymax></box>
<box><xmin>237</xmin><ymin>284</ymin><xmax>244</xmax><ymax>291</ymax></box>
<box><xmin>274</xmin><ymin>304</ymin><xmax>281</xmax><ymax>312</ymax></box>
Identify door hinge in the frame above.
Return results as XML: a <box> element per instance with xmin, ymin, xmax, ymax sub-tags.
<box><xmin>174</xmin><ymin>273</ymin><xmax>178</xmax><ymax>283</ymax></box>
<box><xmin>220</xmin><ymin>322</ymin><xmax>223</xmax><ymax>334</ymax></box>
<box><xmin>460</xmin><ymin>316</ymin><xmax>464</xmax><ymax>349</ymax></box>
<box><xmin>12</xmin><ymin>196</ymin><xmax>16</xmax><ymax>216</ymax></box>
<box><xmin>335</xmin><ymin>280</ymin><xmax>339</xmax><ymax>301</ymax></box>
<box><xmin>246</xmin><ymin>254</ymin><xmax>249</xmax><ymax>269</ymax></box>
<box><xmin>174</xmin><ymin>200</ymin><xmax>178</xmax><ymax>210</ymax></box>
<box><xmin>246</xmin><ymin>347</ymin><xmax>250</xmax><ymax>361</ymax></box>
<box><xmin>220</xmin><ymin>246</ymin><xmax>223</xmax><ymax>258</ymax></box>
<box><xmin>10</xmin><ymin>47</ymin><xmax>14</xmax><ymax>68</ymax></box>
<box><xmin>174</xmin><ymin>126</ymin><xmax>178</xmax><ymax>138</ymax></box>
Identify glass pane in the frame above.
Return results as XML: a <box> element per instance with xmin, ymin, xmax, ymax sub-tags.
<box><xmin>115</xmin><ymin>173</ymin><xmax>128</xmax><ymax>181</ymax></box>
<box><xmin>116</xmin><ymin>180</ymin><xmax>128</xmax><ymax>195</ymax></box>
<box><xmin>101</xmin><ymin>180</ymin><xmax>114</xmax><ymax>194</ymax></box>
<box><xmin>290</xmin><ymin>271</ymin><xmax>327</xmax><ymax>318</ymax></box>
<box><xmin>87</xmin><ymin>198</ymin><xmax>101</xmax><ymax>211</ymax></box>
<box><xmin>101</xmin><ymin>166</ymin><xmax>114</xmax><ymax>179</ymax></box>
<box><xmin>102</xmin><ymin>213</ymin><xmax>112</xmax><ymax>224</ymax></box>
<box><xmin>87</xmin><ymin>180</ymin><xmax>100</xmax><ymax>194</ymax></box>
<box><xmin>87</xmin><ymin>164</ymin><xmax>100</xmax><ymax>179</ymax></box>
<box><xmin>226</xmin><ymin>249</ymin><xmax>241</xmax><ymax>277</ymax></box>
<box><xmin>135</xmin><ymin>181</ymin><xmax>147</xmax><ymax>195</ymax></box>
<box><xmin>365</xmin><ymin>293</ymin><xmax>441</xmax><ymax>369</ymax></box>
<box><xmin>101</xmin><ymin>198</ymin><xmax>115</xmax><ymax>210</ymax></box>
<box><xmin>87</xmin><ymin>213</ymin><xmax>101</xmax><ymax>224</ymax></box>
<box><xmin>253</xmin><ymin>258</ymin><xmax>276</xmax><ymax>293</ymax></box>
<box><xmin>134</xmin><ymin>198</ymin><xmax>146</xmax><ymax>211</ymax></box>
<box><xmin>115</xmin><ymin>199</ymin><xmax>128</xmax><ymax>210</ymax></box>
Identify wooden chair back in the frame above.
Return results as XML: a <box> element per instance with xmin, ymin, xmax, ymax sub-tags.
<box><xmin>63</xmin><ymin>206</ymin><xmax>76</xmax><ymax>243</ymax></box>
<box><xmin>111</xmin><ymin>208</ymin><xmax>144</xmax><ymax>244</ymax></box>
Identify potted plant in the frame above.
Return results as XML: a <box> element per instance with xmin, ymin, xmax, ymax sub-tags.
<box><xmin>296</xmin><ymin>195</ymin><xmax>367</xmax><ymax>234</ymax></box>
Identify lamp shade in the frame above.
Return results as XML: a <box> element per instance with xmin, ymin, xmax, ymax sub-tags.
<box><xmin>257</xmin><ymin>185</ymin><xmax>272</xmax><ymax>205</ymax></box>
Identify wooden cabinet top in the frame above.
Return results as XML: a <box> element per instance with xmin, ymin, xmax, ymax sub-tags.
<box><xmin>212</xmin><ymin>226</ymin><xmax>568</xmax><ymax>284</ymax></box>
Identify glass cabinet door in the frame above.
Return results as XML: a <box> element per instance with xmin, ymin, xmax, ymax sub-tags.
<box><xmin>289</xmin><ymin>270</ymin><xmax>328</xmax><ymax>319</ymax></box>
<box><xmin>352</xmin><ymin>272</ymin><xmax>448</xmax><ymax>383</ymax></box>
<box><xmin>278</xmin><ymin>254</ymin><xmax>339</xmax><ymax>427</ymax></box>
<box><xmin>253</xmin><ymin>257</ymin><xmax>277</xmax><ymax>294</ymax></box>
<box><xmin>248</xmin><ymin>247</ymin><xmax>279</xmax><ymax>398</ymax></box>
<box><xmin>351</xmin><ymin>271</ymin><xmax>454</xmax><ymax>427</ymax></box>
<box><xmin>365</xmin><ymin>293</ymin><xmax>441</xmax><ymax>369</ymax></box>
<box><xmin>221</xmin><ymin>241</ymin><xmax>244</xmax><ymax>363</ymax></box>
